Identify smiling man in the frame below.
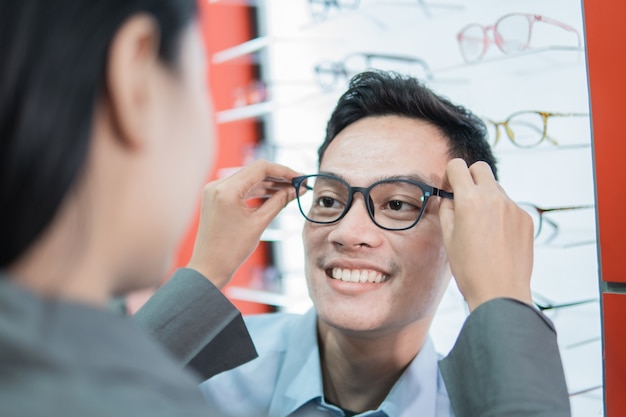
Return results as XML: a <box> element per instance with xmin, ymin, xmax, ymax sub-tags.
<box><xmin>136</xmin><ymin>70</ymin><xmax>570</xmax><ymax>417</ymax></box>
<box><xmin>300</xmin><ymin>114</ymin><xmax>455</xmax><ymax>414</ymax></box>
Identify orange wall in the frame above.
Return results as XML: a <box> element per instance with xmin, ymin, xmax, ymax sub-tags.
<box><xmin>602</xmin><ymin>293</ymin><xmax>626</xmax><ymax>416</ymax></box>
<box><xmin>584</xmin><ymin>0</ymin><xmax>626</xmax><ymax>285</ymax></box>
<box><xmin>172</xmin><ymin>2</ymin><xmax>272</xmax><ymax>315</ymax></box>
<box><xmin>583</xmin><ymin>0</ymin><xmax>626</xmax><ymax>415</ymax></box>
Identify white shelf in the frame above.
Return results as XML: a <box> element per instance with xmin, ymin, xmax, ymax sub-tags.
<box><xmin>212</xmin><ymin>36</ymin><xmax>271</xmax><ymax>64</ymax></box>
<box><xmin>216</xmin><ymin>101</ymin><xmax>273</xmax><ymax>123</ymax></box>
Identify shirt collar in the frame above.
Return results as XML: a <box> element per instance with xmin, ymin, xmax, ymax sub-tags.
<box><xmin>379</xmin><ymin>337</ymin><xmax>441</xmax><ymax>417</ymax></box>
<box><xmin>269</xmin><ymin>308</ymin><xmax>324</xmax><ymax>416</ymax></box>
<box><xmin>269</xmin><ymin>308</ymin><xmax>443</xmax><ymax>417</ymax></box>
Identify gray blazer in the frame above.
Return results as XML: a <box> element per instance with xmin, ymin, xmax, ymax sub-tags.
<box><xmin>439</xmin><ymin>298</ymin><xmax>571</xmax><ymax>417</ymax></box>
<box><xmin>0</xmin><ymin>270</ymin><xmax>246</xmax><ymax>417</ymax></box>
<box><xmin>134</xmin><ymin>268</ymin><xmax>257</xmax><ymax>379</ymax></box>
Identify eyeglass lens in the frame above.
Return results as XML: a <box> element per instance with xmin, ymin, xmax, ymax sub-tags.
<box><xmin>314</xmin><ymin>54</ymin><xmax>430</xmax><ymax>91</ymax></box>
<box><xmin>487</xmin><ymin>112</ymin><xmax>547</xmax><ymax>147</ymax></box>
<box><xmin>458</xmin><ymin>24</ymin><xmax>486</xmax><ymax>62</ymax></box>
<box><xmin>459</xmin><ymin>15</ymin><xmax>532</xmax><ymax>62</ymax></box>
<box><xmin>315</xmin><ymin>62</ymin><xmax>346</xmax><ymax>90</ymax></box>
<box><xmin>495</xmin><ymin>14</ymin><xmax>532</xmax><ymax>53</ymax></box>
<box><xmin>296</xmin><ymin>175</ymin><xmax>428</xmax><ymax>230</ymax></box>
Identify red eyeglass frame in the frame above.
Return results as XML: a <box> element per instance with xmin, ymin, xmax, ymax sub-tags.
<box><xmin>457</xmin><ymin>13</ymin><xmax>582</xmax><ymax>62</ymax></box>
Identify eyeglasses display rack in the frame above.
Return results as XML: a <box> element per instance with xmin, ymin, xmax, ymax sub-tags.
<box><xmin>177</xmin><ymin>1</ymin><xmax>606</xmax><ymax>415</ymax></box>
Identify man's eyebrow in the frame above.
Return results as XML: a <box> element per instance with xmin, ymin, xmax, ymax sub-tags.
<box><xmin>317</xmin><ymin>171</ymin><xmax>347</xmax><ymax>181</ymax></box>
<box><xmin>385</xmin><ymin>173</ymin><xmax>432</xmax><ymax>184</ymax></box>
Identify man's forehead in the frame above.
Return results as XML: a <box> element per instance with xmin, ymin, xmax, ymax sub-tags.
<box><xmin>318</xmin><ymin>116</ymin><xmax>451</xmax><ymax>185</ymax></box>
<box><xmin>318</xmin><ymin>153</ymin><xmax>449</xmax><ymax>187</ymax></box>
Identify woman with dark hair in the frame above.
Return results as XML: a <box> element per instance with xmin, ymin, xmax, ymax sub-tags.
<box><xmin>0</xmin><ymin>1</ymin><xmax>299</xmax><ymax>415</ymax></box>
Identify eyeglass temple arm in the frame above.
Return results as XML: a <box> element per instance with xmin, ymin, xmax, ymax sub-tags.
<box><xmin>534</xmin><ymin>14</ymin><xmax>582</xmax><ymax>47</ymax></box>
<box><xmin>534</xmin><ymin>297</ymin><xmax>598</xmax><ymax>311</ymax></box>
<box><xmin>434</xmin><ymin>189</ymin><xmax>454</xmax><ymax>200</ymax></box>
<box><xmin>541</xmin><ymin>112</ymin><xmax>590</xmax><ymax>145</ymax></box>
<box><xmin>359</xmin><ymin>52</ymin><xmax>430</xmax><ymax>66</ymax></box>
<box><xmin>353</xmin><ymin>52</ymin><xmax>433</xmax><ymax>78</ymax></box>
<box><xmin>546</xmin><ymin>112</ymin><xmax>589</xmax><ymax>117</ymax></box>
<box><xmin>537</xmin><ymin>204</ymin><xmax>595</xmax><ymax>243</ymax></box>
<box><xmin>540</xmin><ymin>204</ymin><xmax>595</xmax><ymax>214</ymax></box>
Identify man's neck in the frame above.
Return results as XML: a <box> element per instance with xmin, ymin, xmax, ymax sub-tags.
<box><xmin>317</xmin><ymin>320</ymin><xmax>430</xmax><ymax>413</ymax></box>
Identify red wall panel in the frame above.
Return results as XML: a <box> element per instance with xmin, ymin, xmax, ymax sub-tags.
<box><xmin>602</xmin><ymin>293</ymin><xmax>626</xmax><ymax>417</ymax></box>
<box><xmin>172</xmin><ymin>2</ymin><xmax>272</xmax><ymax>315</ymax></box>
<box><xmin>583</xmin><ymin>0</ymin><xmax>626</xmax><ymax>284</ymax></box>
<box><xmin>584</xmin><ymin>0</ymin><xmax>626</xmax><ymax>415</ymax></box>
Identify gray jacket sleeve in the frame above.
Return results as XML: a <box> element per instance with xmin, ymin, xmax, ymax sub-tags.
<box><xmin>439</xmin><ymin>298</ymin><xmax>571</xmax><ymax>417</ymax></box>
<box><xmin>134</xmin><ymin>268</ymin><xmax>257</xmax><ymax>380</ymax></box>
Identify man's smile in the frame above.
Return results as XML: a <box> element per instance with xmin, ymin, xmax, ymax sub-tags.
<box><xmin>329</xmin><ymin>267</ymin><xmax>389</xmax><ymax>283</ymax></box>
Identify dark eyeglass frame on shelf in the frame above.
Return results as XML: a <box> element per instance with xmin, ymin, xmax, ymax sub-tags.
<box><xmin>518</xmin><ymin>202</ymin><xmax>596</xmax><ymax>247</ymax></box>
<box><xmin>313</xmin><ymin>52</ymin><xmax>433</xmax><ymax>91</ymax></box>
<box><xmin>457</xmin><ymin>12</ymin><xmax>582</xmax><ymax>63</ymax></box>
<box><xmin>307</xmin><ymin>0</ymin><xmax>361</xmax><ymax>20</ymax></box>
<box><xmin>291</xmin><ymin>173</ymin><xmax>453</xmax><ymax>231</ymax></box>
<box><xmin>484</xmin><ymin>110</ymin><xmax>589</xmax><ymax>148</ymax></box>
<box><xmin>532</xmin><ymin>291</ymin><xmax>598</xmax><ymax>312</ymax></box>
<box><xmin>416</xmin><ymin>0</ymin><xmax>465</xmax><ymax>18</ymax></box>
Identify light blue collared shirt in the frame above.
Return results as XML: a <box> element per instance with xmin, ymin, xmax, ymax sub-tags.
<box><xmin>199</xmin><ymin>309</ymin><xmax>453</xmax><ymax>417</ymax></box>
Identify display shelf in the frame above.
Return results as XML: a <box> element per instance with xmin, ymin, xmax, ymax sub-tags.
<box><xmin>226</xmin><ymin>286</ymin><xmax>290</xmax><ymax>307</ymax></box>
<box><xmin>212</xmin><ymin>36</ymin><xmax>271</xmax><ymax>63</ymax></box>
<box><xmin>216</xmin><ymin>101</ymin><xmax>273</xmax><ymax>123</ymax></box>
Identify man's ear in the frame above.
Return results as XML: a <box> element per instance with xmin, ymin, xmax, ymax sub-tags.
<box><xmin>104</xmin><ymin>14</ymin><xmax>161</xmax><ymax>150</ymax></box>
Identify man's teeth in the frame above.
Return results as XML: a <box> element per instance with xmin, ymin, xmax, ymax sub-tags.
<box><xmin>331</xmin><ymin>268</ymin><xmax>386</xmax><ymax>283</ymax></box>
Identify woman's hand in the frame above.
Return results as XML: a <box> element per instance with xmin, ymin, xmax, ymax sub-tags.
<box><xmin>186</xmin><ymin>160</ymin><xmax>300</xmax><ymax>289</ymax></box>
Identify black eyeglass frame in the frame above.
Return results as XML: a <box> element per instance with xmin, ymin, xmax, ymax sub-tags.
<box><xmin>307</xmin><ymin>0</ymin><xmax>361</xmax><ymax>20</ymax></box>
<box><xmin>313</xmin><ymin>52</ymin><xmax>433</xmax><ymax>91</ymax></box>
<box><xmin>291</xmin><ymin>173</ymin><xmax>453</xmax><ymax>231</ymax></box>
<box><xmin>518</xmin><ymin>202</ymin><xmax>595</xmax><ymax>239</ymax></box>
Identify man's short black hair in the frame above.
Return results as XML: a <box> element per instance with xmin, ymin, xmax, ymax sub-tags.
<box><xmin>318</xmin><ymin>70</ymin><xmax>498</xmax><ymax>179</ymax></box>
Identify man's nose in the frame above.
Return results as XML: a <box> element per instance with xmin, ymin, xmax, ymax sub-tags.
<box><xmin>327</xmin><ymin>193</ymin><xmax>383</xmax><ymax>249</ymax></box>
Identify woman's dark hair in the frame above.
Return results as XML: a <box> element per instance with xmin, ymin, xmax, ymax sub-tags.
<box><xmin>0</xmin><ymin>0</ymin><xmax>198</xmax><ymax>267</ymax></box>
<box><xmin>318</xmin><ymin>70</ymin><xmax>498</xmax><ymax>178</ymax></box>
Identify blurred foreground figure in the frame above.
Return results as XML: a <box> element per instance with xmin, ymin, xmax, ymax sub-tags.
<box><xmin>0</xmin><ymin>1</ymin><xmax>299</xmax><ymax>415</ymax></box>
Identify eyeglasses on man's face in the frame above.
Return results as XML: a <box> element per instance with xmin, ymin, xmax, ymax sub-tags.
<box><xmin>314</xmin><ymin>52</ymin><xmax>433</xmax><ymax>91</ymax></box>
<box><xmin>291</xmin><ymin>173</ymin><xmax>453</xmax><ymax>231</ymax></box>
<box><xmin>484</xmin><ymin>111</ymin><xmax>589</xmax><ymax>148</ymax></box>
<box><xmin>457</xmin><ymin>13</ymin><xmax>582</xmax><ymax>63</ymax></box>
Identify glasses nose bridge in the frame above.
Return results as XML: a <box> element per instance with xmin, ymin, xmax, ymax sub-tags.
<box><xmin>484</xmin><ymin>24</ymin><xmax>499</xmax><ymax>45</ymax></box>
<box><xmin>491</xmin><ymin>120</ymin><xmax>505</xmax><ymax>142</ymax></box>
<box><xmin>347</xmin><ymin>185</ymin><xmax>374</xmax><ymax>215</ymax></box>
<box><xmin>503</xmin><ymin>120</ymin><xmax>516</xmax><ymax>141</ymax></box>
<box><xmin>340</xmin><ymin>184</ymin><xmax>378</xmax><ymax>226</ymax></box>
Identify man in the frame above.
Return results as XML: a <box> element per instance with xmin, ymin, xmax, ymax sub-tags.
<box><xmin>136</xmin><ymin>71</ymin><xmax>570</xmax><ymax>417</ymax></box>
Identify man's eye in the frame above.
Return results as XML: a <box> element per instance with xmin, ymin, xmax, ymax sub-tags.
<box><xmin>317</xmin><ymin>196</ymin><xmax>338</xmax><ymax>208</ymax></box>
<box><xmin>384</xmin><ymin>198</ymin><xmax>421</xmax><ymax>212</ymax></box>
<box><xmin>389</xmin><ymin>200</ymin><xmax>404</xmax><ymax>210</ymax></box>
